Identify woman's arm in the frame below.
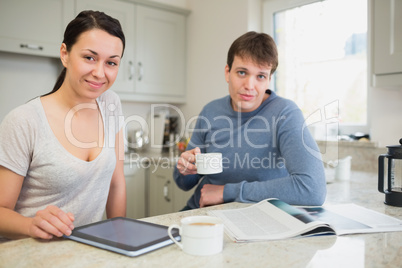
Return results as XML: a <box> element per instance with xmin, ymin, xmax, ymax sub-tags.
<box><xmin>0</xmin><ymin>166</ymin><xmax>74</xmax><ymax>240</ymax></box>
<box><xmin>105</xmin><ymin>129</ymin><xmax>126</xmax><ymax>218</ymax></box>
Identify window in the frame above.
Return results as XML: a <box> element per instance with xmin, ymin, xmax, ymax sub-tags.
<box><xmin>264</xmin><ymin>0</ymin><xmax>368</xmax><ymax>139</ymax></box>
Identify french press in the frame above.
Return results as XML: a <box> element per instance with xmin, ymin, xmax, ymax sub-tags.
<box><xmin>378</xmin><ymin>138</ymin><xmax>402</xmax><ymax>207</ymax></box>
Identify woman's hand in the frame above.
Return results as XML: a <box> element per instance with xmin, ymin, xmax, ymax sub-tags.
<box><xmin>29</xmin><ymin>205</ymin><xmax>75</xmax><ymax>239</ymax></box>
<box><xmin>176</xmin><ymin>147</ymin><xmax>201</xmax><ymax>176</ymax></box>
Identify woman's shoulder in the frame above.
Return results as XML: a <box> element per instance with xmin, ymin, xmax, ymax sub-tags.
<box><xmin>0</xmin><ymin>97</ymin><xmax>42</xmax><ymax>136</ymax></box>
<box><xmin>3</xmin><ymin>98</ymin><xmax>42</xmax><ymax>122</ymax></box>
<box><xmin>98</xmin><ymin>90</ymin><xmax>121</xmax><ymax>104</ymax></box>
<box><xmin>97</xmin><ymin>90</ymin><xmax>124</xmax><ymax>125</ymax></box>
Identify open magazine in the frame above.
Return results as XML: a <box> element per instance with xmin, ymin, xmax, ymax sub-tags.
<box><xmin>209</xmin><ymin>199</ymin><xmax>402</xmax><ymax>243</ymax></box>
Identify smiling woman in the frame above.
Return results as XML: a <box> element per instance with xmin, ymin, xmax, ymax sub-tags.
<box><xmin>57</xmin><ymin>29</ymin><xmax>122</xmax><ymax>101</ymax></box>
<box><xmin>0</xmin><ymin>10</ymin><xmax>127</xmax><ymax>241</ymax></box>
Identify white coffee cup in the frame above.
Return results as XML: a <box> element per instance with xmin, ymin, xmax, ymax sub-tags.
<box><xmin>167</xmin><ymin>216</ymin><xmax>224</xmax><ymax>256</ymax></box>
<box><xmin>195</xmin><ymin>153</ymin><xmax>223</xmax><ymax>174</ymax></box>
<box><xmin>328</xmin><ymin>156</ymin><xmax>352</xmax><ymax>181</ymax></box>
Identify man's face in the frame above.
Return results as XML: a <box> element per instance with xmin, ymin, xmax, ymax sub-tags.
<box><xmin>225</xmin><ymin>56</ymin><xmax>272</xmax><ymax>113</ymax></box>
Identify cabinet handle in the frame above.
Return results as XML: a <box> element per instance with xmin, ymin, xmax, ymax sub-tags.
<box><xmin>138</xmin><ymin>62</ymin><xmax>143</xmax><ymax>81</ymax></box>
<box><xmin>163</xmin><ymin>180</ymin><xmax>171</xmax><ymax>202</ymax></box>
<box><xmin>128</xmin><ymin>60</ymin><xmax>134</xmax><ymax>80</ymax></box>
<box><xmin>20</xmin><ymin>44</ymin><xmax>43</xmax><ymax>51</ymax></box>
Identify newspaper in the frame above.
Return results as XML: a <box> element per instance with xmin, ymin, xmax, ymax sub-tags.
<box><xmin>209</xmin><ymin>199</ymin><xmax>402</xmax><ymax>242</ymax></box>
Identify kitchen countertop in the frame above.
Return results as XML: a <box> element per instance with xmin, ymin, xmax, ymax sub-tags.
<box><xmin>1</xmin><ymin>171</ymin><xmax>401</xmax><ymax>267</ymax></box>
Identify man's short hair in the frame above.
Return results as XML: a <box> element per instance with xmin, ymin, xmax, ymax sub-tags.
<box><xmin>227</xmin><ymin>31</ymin><xmax>278</xmax><ymax>75</ymax></box>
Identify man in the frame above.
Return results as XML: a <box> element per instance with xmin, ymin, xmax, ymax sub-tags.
<box><xmin>174</xmin><ymin>31</ymin><xmax>326</xmax><ymax>210</ymax></box>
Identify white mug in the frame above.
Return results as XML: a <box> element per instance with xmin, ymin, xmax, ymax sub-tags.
<box><xmin>167</xmin><ymin>216</ymin><xmax>224</xmax><ymax>256</ymax></box>
<box><xmin>328</xmin><ymin>156</ymin><xmax>352</xmax><ymax>181</ymax></box>
<box><xmin>195</xmin><ymin>153</ymin><xmax>223</xmax><ymax>174</ymax></box>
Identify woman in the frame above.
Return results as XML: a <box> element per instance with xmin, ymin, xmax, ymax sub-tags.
<box><xmin>0</xmin><ymin>10</ymin><xmax>126</xmax><ymax>240</ymax></box>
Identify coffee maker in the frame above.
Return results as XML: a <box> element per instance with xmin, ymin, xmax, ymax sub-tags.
<box><xmin>378</xmin><ymin>138</ymin><xmax>402</xmax><ymax>207</ymax></box>
<box><xmin>162</xmin><ymin>115</ymin><xmax>179</xmax><ymax>153</ymax></box>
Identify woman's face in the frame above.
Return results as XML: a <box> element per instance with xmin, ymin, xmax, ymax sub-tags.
<box><xmin>61</xmin><ymin>29</ymin><xmax>124</xmax><ymax>100</ymax></box>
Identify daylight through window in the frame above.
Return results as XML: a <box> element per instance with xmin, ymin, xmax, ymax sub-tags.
<box><xmin>273</xmin><ymin>0</ymin><xmax>367</xmax><ymax>131</ymax></box>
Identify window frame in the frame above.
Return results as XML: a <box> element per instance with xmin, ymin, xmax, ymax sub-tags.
<box><xmin>262</xmin><ymin>0</ymin><xmax>370</xmax><ymax>136</ymax></box>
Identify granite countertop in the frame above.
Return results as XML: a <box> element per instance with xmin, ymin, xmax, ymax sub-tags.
<box><xmin>1</xmin><ymin>171</ymin><xmax>401</xmax><ymax>267</ymax></box>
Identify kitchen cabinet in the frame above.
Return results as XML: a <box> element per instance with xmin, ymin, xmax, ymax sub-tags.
<box><xmin>124</xmin><ymin>163</ymin><xmax>146</xmax><ymax>219</ymax></box>
<box><xmin>102</xmin><ymin>162</ymin><xmax>145</xmax><ymax>220</ymax></box>
<box><xmin>0</xmin><ymin>0</ymin><xmax>75</xmax><ymax>57</ymax></box>
<box><xmin>129</xmin><ymin>5</ymin><xmax>186</xmax><ymax>103</ymax></box>
<box><xmin>371</xmin><ymin>0</ymin><xmax>402</xmax><ymax>87</ymax></box>
<box><xmin>147</xmin><ymin>164</ymin><xmax>195</xmax><ymax>217</ymax></box>
<box><xmin>76</xmin><ymin>0</ymin><xmax>188</xmax><ymax>103</ymax></box>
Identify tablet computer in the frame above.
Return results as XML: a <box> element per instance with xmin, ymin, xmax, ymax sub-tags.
<box><xmin>64</xmin><ymin>217</ymin><xmax>180</xmax><ymax>257</ymax></box>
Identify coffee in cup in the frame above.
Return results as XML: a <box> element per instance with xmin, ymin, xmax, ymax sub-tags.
<box><xmin>167</xmin><ymin>216</ymin><xmax>224</xmax><ymax>256</ymax></box>
<box><xmin>190</xmin><ymin>222</ymin><xmax>215</xmax><ymax>226</ymax></box>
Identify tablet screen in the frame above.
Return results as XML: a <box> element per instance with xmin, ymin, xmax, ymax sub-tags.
<box><xmin>68</xmin><ymin>217</ymin><xmax>179</xmax><ymax>254</ymax></box>
<box><xmin>76</xmin><ymin>218</ymin><xmax>170</xmax><ymax>247</ymax></box>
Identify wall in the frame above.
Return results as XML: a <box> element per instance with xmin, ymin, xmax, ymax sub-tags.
<box><xmin>179</xmin><ymin>0</ymin><xmax>262</xmax><ymax>120</ymax></box>
<box><xmin>0</xmin><ymin>52</ymin><xmax>61</xmax><ymax>120</ymax></box>
<box><xmin>149</xmin><ymin>0</ymin><xmax>189</xmax><ymax>8</ymax></box>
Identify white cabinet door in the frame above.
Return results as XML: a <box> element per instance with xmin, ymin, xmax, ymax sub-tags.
<box><xmin>372</xmin><ymin>0</ymin><xmax>402</xmax><ymax>87</ymax></box>
<box><xmin>133</xmin><ymin>5</ymin><xmax>186</xmax><ymax>103</ymax></box>
<box><xmin>75</xmin><ymin>1</ymin><xmax>187</xmax><ymax>103</ymax></box>
<box><xmin>147</xmin><ymin>165</ymin><xmax>194</xmax><ymax>217</ymax></box>
<box><xmin>373</xmin><ymin>0</ymin><xmax>402</xmax><ymax>75</ymax></box>
<box><xmin>124</xmin><ymin>163</ymin><xmax>146</xmax><ymax>219</ymax></box>
<box><xmin>76</xmin><ymin>0</ymin><xmax>136</xmax><ymax>94</ymax></box>
<box><xmin>148</xmin><ymin>166</ymin><xmax>174</xmax><ymax>217</ymax></box>
<box><xmin>172</xmin><ymin>179</ymin><xmax>194</xmax><ymax>212</ymax></box>
<box><xmin>0</xmin><ymin>0</ymin><xmax>75</xmax><ymax>57</ymax></box>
